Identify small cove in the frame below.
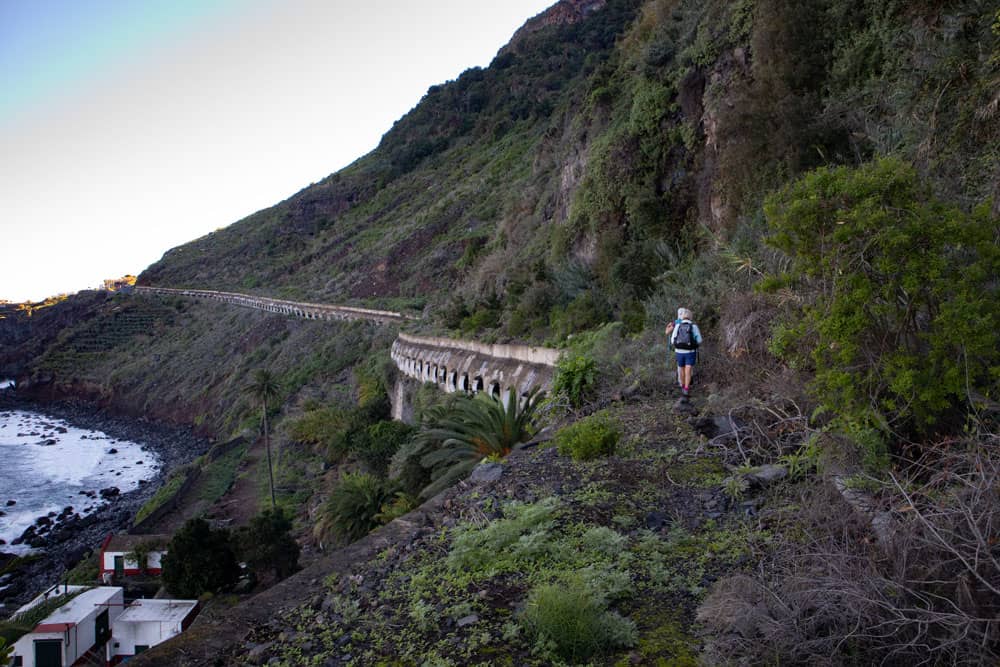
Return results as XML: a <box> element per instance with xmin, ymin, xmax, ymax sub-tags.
<box><xmin>0</xmin><ymin>409</ymin><xmax>161</xmax><ymax>553</ymax></box>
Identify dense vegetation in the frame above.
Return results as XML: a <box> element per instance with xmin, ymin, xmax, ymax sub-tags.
<box><xmin>3</xmin><ymin>0</ymin><xmax>998</xmax><ymax>664</ymax></box>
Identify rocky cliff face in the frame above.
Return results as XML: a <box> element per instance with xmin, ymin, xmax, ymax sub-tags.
<box><xmin>502</xmin><ymin>0</ymin><xmax>608</xmax><ymax>54</ymax></box>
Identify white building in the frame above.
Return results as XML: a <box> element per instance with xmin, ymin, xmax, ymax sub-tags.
<box><xmin>108</xmin><ymin>598</ymin><xmax>199</xmax><ymax>661</ymax></box>
<box><xmin>9</xmin><ymin>586</ymin><xmax>198</xmax><ymax>667</ymax></box>
<box><xmin>11</xmin><ymin>586</ymin><xmax>122</xmax><ymax>667</ymax></box>
<box><xmin>99</xmin><ymin>534</ymin><xmax>170</xmax><ymax>580</ymax></box>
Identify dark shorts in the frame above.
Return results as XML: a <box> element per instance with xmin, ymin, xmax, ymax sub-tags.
<box><xmin>676</xmin><ymin>351</ymin><xmax>697</xmax><ymax>367</ymax></box>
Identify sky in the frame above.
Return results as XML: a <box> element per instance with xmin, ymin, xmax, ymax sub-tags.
<box><xmin>0</xmin><ymin>0</ymin><xmax>555</xmax><ymax>303</ymax></box>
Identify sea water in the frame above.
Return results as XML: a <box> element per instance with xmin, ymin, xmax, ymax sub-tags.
<box><xmin>0</xmin><ymin>405</ymin><xmax>161</xmax><ymax>553</ymax></box>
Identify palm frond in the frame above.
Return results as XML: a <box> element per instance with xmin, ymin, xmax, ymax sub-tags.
<box><xmin>414</xmin><ymin>387</ymin><xmax>544</xmax><ymax>497</ymax></box>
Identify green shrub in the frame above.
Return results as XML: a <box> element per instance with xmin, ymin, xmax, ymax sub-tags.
<box><xmin>555</xmin><ymin>411</ymin><xmax>620</xmax><ymax>461</ymax></box>
<box><xmin>388</xmin><ymin>438</ymin><xmax>437</xmax><ymax>497</ymax></box>
<box><xmin>235</xmin><ymin>508</ymin><xmax>300</xmax><ymax>584</ymax></box>
<box><xmin>460</xmin><ymin>305</ymin><xmax>501</xmax><ymax>334</ymax></box>
<box><xmin>354</xmin><ymin>352</ymin><xmax>393</xmax><ymax>409</ymax></box>
<box><xmin>505</xmin><ymin>281</ymin><xmax>558</xmax><ymax>337</ymax></box>
<box><xmin>549</xmin><ymin>290</ymin><xmax>610</xmax><ymax>341</ymax></box>
<box><xmin>161</xmin><ymin>518</ymin><xmax>239</xmax><ymax>598</ymax></box>
<box><xmin>375</xmin><ymin>492</ymin><xmax>419</xmax><ymax>524</ymax></box>
<box><xmin>315</xmin><ymin>472</ymin><xmax>397</xmax><ymax>544</ymax></box>
<box><xmin>291</xmin><ymin>407</ymin><xmax>348</xmax><ymax>447</ymax></box>
<box><xmin>580</xmin><ymin>525</ymin><xmax>628</xmax><ymax>557</ymax></box>
<box><xmin>765</xmin><ymin>157</ymin><xmax>1000</xmax><ymax>450</ymax></box>
<box><xmin>522</xmin><ymin>576</ymin><xmax>637</xmax><ymax>662</ymax></box>
<box><xmin>620</xmin><ymin>298</ymin><xmax>647</xmax><ymax>334</ymax></box>
<box><xmin>643</xmin><ymin>240</ymin><xmax>727</xmax><ymax>332</ymax></box>
<box><xmin>447</xmin><ymin>497</ymin><xmax>559</xmax><ymax>572</ymax></box>
<box><xmin>553</xmin><ymin>351</ymin><xmax>598</xmax><ymax>407</ymax></box>
<box><xmin>350</xmin><ymin>420</ymin><xmax>415</xmax><ymax>476</ymax></box>
<box><xmin>294</xmin><ymin>400</ymin><xmax>396</xmax><ymax>466</ymax></box>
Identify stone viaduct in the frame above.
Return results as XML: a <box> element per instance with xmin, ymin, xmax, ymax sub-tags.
<box><xmin>134</xmin><ymin>287</ymin><xmax>561</xmax><ymax>414</ymax></box>
<box><xmin>391</xmin><ymin>332</ymin><xmax>558</xmax><ymax>398</ymax></box>
<box><xmin>134</xmin><ymin>286</ymin><xmax>420</xmax><ymax>325</ymax></box>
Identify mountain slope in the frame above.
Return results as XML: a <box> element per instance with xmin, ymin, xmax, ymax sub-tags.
<box><xmin>138</xmin><ymin>0</ymin><xmax>998</xmax><ymax>346</ymax></box>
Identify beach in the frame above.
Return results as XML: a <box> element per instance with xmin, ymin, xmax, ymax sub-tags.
<box><xmin>0</xmin><ymin>389</ymin><xmax>209</xmax><ymax>608</ymax></box>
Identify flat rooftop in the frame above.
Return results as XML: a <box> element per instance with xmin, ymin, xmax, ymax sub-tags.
<box><xmin>14</xmin><ymin>585</ymin><xmax>91</xmax><ymax>616</ymax></box>
<box><xmin>35</xmin><ymin>587</ymin><xmax>120</xmax><ymax>625</ymax></box>
<box><xmin>116</xmin><ymin>599</ymin><xmax>198</xmax><ymax>624</ymax></box>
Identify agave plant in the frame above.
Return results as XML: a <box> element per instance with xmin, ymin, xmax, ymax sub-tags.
<box><xmin>416</xmin><ymin>387</ymin><xmax>543</xmax><ymax>498</ymax></box>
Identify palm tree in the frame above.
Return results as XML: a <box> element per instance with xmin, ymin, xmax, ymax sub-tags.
<box><xmin>246</xmin><ymin>368</ymin><xmax>281</xmax><ymax>509</ymax></box>
<box><xmin>417</xmin><ymin>387</ymin><xmax>543</xmax><ymax>497</ymax></box>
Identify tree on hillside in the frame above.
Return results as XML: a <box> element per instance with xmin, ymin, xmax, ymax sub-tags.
<box><xmin>246</xmin><ymin>368</ymin><xmax>282</xmax><ymax>509</ymax></box>
<box><xmin>161</xmin><ymin>518</ymin><xmax>239</xmax><ymax>598</ymax></box>
<box><xmin>235</xmin><ymin>508</ymin><xmax>300</xmax><ymax>586</ymax></box>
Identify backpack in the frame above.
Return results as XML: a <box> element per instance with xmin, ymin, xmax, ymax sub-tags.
<box><xmin>674</xmin><ymin>321</ymin><xmax>698</xmax><ymax>349</ymax></box>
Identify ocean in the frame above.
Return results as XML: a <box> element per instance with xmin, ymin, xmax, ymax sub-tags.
<box><xmin>0</xmin><ymin>397</ymin><xmax>161</xmax><ymax>554</ymax></box>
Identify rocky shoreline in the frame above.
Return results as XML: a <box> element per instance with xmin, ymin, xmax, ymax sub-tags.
<box><xmin>0</xmin><ymin>392</ymin><xmax>210</xmax><ymax>610</ymax></box>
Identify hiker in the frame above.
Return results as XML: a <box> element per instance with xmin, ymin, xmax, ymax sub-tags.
<box><xmin>666</xmin><ymin>307</ymin><xmax>702</xmax><ymax>396</ymax></box>
<box><xmin>664</xmin><ymin>317</ymin><xmax>682</xmax><ymax>387</ymax></box>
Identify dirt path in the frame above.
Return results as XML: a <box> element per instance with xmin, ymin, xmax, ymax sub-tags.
<box><xmin>206</xmin><ymin>438</ymin><xmax>262</xmax><ymax>527</ymax></box>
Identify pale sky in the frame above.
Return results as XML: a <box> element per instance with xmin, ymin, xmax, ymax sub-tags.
<box><xmin>0</xmin><ymin>0</ymin><xmax>555</xmax><ymax>302</ymax></box>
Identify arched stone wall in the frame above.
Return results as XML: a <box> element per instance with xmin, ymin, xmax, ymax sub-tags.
<box><xmin>389</xmin><ymin>332</ymin><xmax>559</xmax><ymax>399</ymax></box>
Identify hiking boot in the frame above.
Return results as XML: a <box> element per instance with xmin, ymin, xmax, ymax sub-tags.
<box><xmin>681</xmin><ymin>387</ymin><xmax>689</xmax><ymax>397</ymax></box>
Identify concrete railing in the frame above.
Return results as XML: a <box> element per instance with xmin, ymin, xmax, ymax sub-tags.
<box><xmin>391</xmin><ymin>332</ymin><xmax>560</xmax><ymax>399</ymax></box>
<box><xmin>395</xmin><ymin>332</ymin><xmax>560</xmax><ymax>366</ymax></box>
<box><xmin>134</xmin><ymin>286</ymin><xmax>418</xmax><ymax>325</ymax></box>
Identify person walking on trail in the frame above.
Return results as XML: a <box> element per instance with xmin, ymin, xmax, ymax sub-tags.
<box><xmin>665</xmin><ymin>307</ymin><xmax>702</xmax><ymax>396</ymax></box>
<box><xmin>664</xmin><ymin>315</ymin><xmax>682</xmax><ymax>387</ymax></box>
